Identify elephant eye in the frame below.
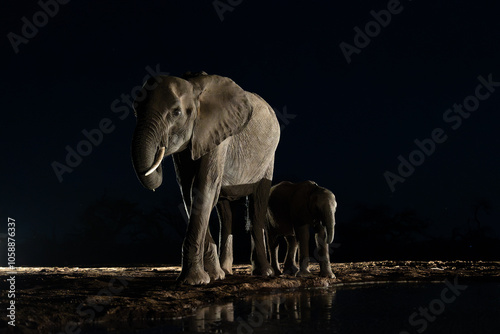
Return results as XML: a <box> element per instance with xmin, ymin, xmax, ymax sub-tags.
<box><xmin>172</xmin><ymin>108</ymin><xmax>182</xmax><ymax>117</ymax></box>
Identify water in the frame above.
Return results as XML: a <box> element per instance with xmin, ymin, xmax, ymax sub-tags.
<box><xmin>88</xmin><ymin>282</ymin><xmax>500</xmax><ymax>333</ymax></box>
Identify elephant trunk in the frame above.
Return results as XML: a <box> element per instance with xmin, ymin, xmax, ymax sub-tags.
<box><xmin>131</xmin><ymin>117</ymin><xmax>166</xmax><ymax>191</ymax></box>
<box><xmin>321</xmin><ymin>196</ymin><xmax>336</xmax><ymax>244</ymax></box>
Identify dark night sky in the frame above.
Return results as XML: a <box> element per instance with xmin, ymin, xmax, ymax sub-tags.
<box><xmin>1</xmin><ymin>0</ymin><xmax>499</xmax><ymax>264</ymax></box>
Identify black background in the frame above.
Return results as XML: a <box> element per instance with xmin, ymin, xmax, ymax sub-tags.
<box><xmin>1</xmin><ymin>0</ymin><xmax>499</xmax><ymax>266</ymax></box>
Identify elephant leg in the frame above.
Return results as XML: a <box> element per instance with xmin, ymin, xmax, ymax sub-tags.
<box><xmin>216</xmin><ymin>199</ymin><xmax>233</xmax><ymax>275</ymax></box>
<box><xmin>296</xmin><ymin>224</ymin><xmax>312</xmax><ymax>277</ymax></box>
<box><xmin>315</xmin><ymin>226</ymin><xmax>334</xmax><ymax>278</ymax></box>
<box><xmin>250</xmin><ymin>179</ymin><xmax>274</xmax><ymax>277</ymax></box>
<box><xmin>178</xmin><ymin>211</ymin><xmax>211</xmax><ymax>284</ymax></box>
<box><xmin>268</xmin><ymin>229</ymin><xmax>282</xmax><ymax>276</ymax></box>
<box><xmin>204</xmin><ymin>227</ymin><xmax>226</xmax><ymax>281</ymax></box>
<box><xmin>173</xmin><ymin>151</ymin><xmax>198</xmax><ymax>217</ymax></box>
<box><xmin>283</xmin><ymin>235</ymin><xmax>299</xmax><ymax>275</ymax></box>
<box><xmin>177</xmin><ymin>159</ymin><xmax>222</xmax><ymax>285</ymax></box>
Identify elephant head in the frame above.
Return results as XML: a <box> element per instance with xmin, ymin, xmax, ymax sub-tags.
<box><xmin>131</xmin><ymin>73</ymin><xmax>253</xmax><ymax>191</ymax></box>
<box><xmin>310</xmin><ymin>188</ymin><xmax>337</xmax><ymax>244</ymax></box>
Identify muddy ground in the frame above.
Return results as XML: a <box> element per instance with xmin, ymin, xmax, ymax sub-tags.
<box><xmin>1</xmin><ymin>260</ymin><xmax>499</xmax><ymax>333</ymax></box>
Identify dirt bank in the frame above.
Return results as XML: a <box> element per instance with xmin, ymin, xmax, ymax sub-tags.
<box><xmin>1</xmin><ymin>260</ymin><xmax>499</xmax><ymax>333</ymax></box>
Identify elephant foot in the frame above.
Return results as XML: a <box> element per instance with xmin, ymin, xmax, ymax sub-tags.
<box><xmin>251</xmin><ymin>264</ymin><xmax>274</xmax><ymax>277</ymax></box>
<box><xmin>319</xmin><ymin>264</ymin><xmax>335</xmax><ymax>278</ymax></box>
<box><xmin>296</xmin><ymin>269</ymin><xmax>313</xmax><ymax>278</ymax></box>
<box><xmin>204</xmin><ymin>243</ymin><xmax>225</xmax><ymax>281</ymax></box>
<box><xmin>272</xmin><ymin>266</ymin><xmax>283</xmax><ymax>276</ymax></box>
<box><xmin>283</xmin><ymin>264</ymin><xmax>299</xmax><ymax>276</ymax></box>
<box><xmin>207</xmin><ymin>266</ymin><xmax>226</xmax><ymax>281</ymax></box>
<box><xmin>177</xmin><ymin>265</ymin><xmax>211</xmax><ymax>285</ymax></box>
<box><xmin>319</xmin><ymin>270</ymin><xmax>336</xmax><ymax>278</ymax></box>
<box><xmin>221</xmin><ymin>265</ymin><xmax>233</xmax><ymax>276</ymax></box>
<box><xmin>220</xmin><ymin>235</ymin><xmax>234</xmax><ymax>276</ymax></box>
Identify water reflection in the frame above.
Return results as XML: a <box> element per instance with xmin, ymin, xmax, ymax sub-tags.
<box><xmin>177</xmin><ymin>289</ymin><xmax>337</xmax><ymax>333</ymax></box>
<box><xmin>174</xmin><ymin>283</ymin><xmax>500</xmax><ymax>334</ymax></box>
<box><xmin>185</xmin><ymin>302</ymin><xmax>234</xmax><ymax>332</ymax></box>
<box><xmin>130</xmin><ymin>283</ymin><xmax>500</xmax><ymax>333</ymax></box>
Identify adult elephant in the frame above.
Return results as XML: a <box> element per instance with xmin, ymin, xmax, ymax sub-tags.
<box><xmin>131</xmin><ymin>71</ymin><xmax>280</xmax><ymax>285</ymax></box>
<box><xmin>267</xmin><ymin>181</ymin><xmax>337</xmax><ymax>278</ymax></box>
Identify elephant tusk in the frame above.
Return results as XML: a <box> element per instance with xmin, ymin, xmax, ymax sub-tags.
<box><xmin>144</xmin><ymin>146</ymin><xmax>165</xmax><ymax>176</ymax></box>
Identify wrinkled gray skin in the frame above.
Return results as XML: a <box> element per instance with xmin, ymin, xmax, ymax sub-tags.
<box><xmin>267</xmin><ymin>181</ymin><xmax>337</xmax><ymax>278</ymax></box>
<box><xmin>131</xmin><ymin>72</ymin><xmax>280</xmax><ymax>285</ymax></box>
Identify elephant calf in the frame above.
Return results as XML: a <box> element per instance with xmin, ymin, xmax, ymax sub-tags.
<box><xmin>267</xmin><ymin>181</ymin><xmax>337</xmax><ymax>278</ymax></box>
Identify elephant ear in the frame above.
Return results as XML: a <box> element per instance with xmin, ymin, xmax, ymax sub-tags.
<box><xmin>187</xmin><ymin>74</ymin><xmax>253</xmax><ymax>160</ymax></box>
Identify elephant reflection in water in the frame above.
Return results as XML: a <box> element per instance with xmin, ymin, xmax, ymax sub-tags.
<box><xmin>183</xmin><ymin>291</ymin><xmax>336</xmax><ymax>332</ymax></box>
<box><xmin>247</xmin><ymin>291</ymin><xmax>336</xmax><ymax>323</ymax></box>
<box><xmin>186</xmin><ymin>302</ymin><xmax>234</xmax><ymax>332</ymax></box>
